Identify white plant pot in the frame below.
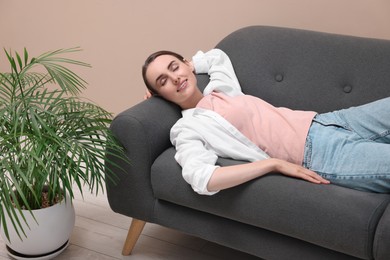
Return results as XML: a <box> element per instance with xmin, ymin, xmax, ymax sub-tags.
<box><xmin>0</xmin><ymin>195</ymin><xmax>75</xmax><ymax>259</ymax></box>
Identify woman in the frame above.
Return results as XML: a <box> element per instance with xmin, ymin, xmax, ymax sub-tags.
<box><xmin>143</xmin><ymin>48</ymin><xmax>390</xmax><ymax>195</ymax></box>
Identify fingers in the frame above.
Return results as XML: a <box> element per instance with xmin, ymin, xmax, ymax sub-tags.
<box><xmin>305</xmin><ymin>174</ymin><xmax>330</xmax><ymax>184</ymax></box>
<box><xmin>144</xmin><ymin>89</ymin><xmax>152</xmax><ymax>100</ymax></box>
<box><xmin>300</xmin><ymin>169</ymin><xmax>330</xmax><ymax>184</ymax></box>
<box><xmin>276</xmin><ymin>159</ymin><xmax>330</xmax><ymax>185</ymax></box>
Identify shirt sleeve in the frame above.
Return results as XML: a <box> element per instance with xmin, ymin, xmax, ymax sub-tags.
<box><xmin>170</xmin><ymin>119</ymin><xmax>220</xmax><ymax>195</ymax></box>
<box><xmin>192</xmin><ymin>48</ymin><xmax>243</xmax><ymax>97</ymax></box>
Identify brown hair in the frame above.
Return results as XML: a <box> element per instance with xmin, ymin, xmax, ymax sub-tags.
<box><xmin>142</xmin><ymin>50</ymin><xmax>185</xmax><ymax>95</ymax></box>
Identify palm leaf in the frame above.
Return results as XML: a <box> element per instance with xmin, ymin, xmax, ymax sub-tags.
<box><xmin>0</xmin><ymin>47</ymin><xmax>128</xmax><ymax>241</ymax></box>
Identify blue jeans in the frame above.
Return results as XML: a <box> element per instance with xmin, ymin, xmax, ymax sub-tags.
<box><xmin>302</xmin><ymin>97</ymin><xmax>390</xmax><ymax>193</ymax></box>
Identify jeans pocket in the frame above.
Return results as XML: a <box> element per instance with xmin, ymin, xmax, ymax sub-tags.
<box><xmin>302</xmin><ymin>132</ymin><xmax>312</xmax><ymax>169</ymax></box>
<box><xmin>313</xmin><ymin>112</ymin><xmax>352</xmax><ymax>131</ymax></box>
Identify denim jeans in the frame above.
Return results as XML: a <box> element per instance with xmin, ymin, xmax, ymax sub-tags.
<box><xmin>302</xmin><ymin>97</ymin><xmax>390</xmax><ymax>193</ymax></box>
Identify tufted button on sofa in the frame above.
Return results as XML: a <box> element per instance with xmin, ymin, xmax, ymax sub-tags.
<box><xmin>343</xmin><ymin>85</ymin><xmax>353</xmax><ymax>93</ymax></box>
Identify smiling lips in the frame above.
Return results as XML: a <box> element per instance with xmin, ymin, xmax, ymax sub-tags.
<box><xmin>177</xmin><ymin>79</ymin><xmax>188</xmax><ymax>92</ymax></box>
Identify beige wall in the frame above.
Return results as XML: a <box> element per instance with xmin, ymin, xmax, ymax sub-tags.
<box><xmin>1</xmin><ymin>0</ymin><xmax>390</xmax><ymax>115</ymax></box>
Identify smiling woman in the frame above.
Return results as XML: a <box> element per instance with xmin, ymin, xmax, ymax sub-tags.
<box><xmin>141</xmin><ymin>49</ymin><xmax>329</xmax><ymax>195</ymax></box>
<box><xmin>142</xmin><ymin>51</ymin><xmax>202</xmax><ymax>110</ymax></box>
<box><xmin>142</xmin><ymin>50</ymin><xmax>185</xmax><ymax>94</ymax></box>
<box><xmin>141</xmin><ymin>47</ymin><xmax>390</xmax><ymax>196</ymax></box>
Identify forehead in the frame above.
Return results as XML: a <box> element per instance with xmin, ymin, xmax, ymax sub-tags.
<box><xmin>146</xmin><ymin>55</ymin><xmax>179</xmax><ymax>81</ymax></box>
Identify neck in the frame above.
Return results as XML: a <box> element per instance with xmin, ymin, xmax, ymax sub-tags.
<box><xmin>180</xmin><ymin>88</ymin><xmax>204</xmax><ymax>110</ymax></box>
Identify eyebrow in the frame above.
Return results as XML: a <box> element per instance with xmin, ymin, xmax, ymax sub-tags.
<box><xmin>155</xmin><ymin>60</ymin><xmax>176</xmax><ymax>86</ymax></box>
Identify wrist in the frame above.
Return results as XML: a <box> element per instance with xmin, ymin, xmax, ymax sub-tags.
<box><xmin>252</xmin><ymin>158</ymin><xmax>280</xmax><ymax>175</ymax></box>
<box><xmin>265</xmin><ymin>158</ymin><xmax>282</xmax><ymax>172</ymax></box>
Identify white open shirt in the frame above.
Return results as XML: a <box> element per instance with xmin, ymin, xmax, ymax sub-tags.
<box><xmin>170</xmin><ymin>49</ymin><xmax>269</xmax><ymax>195</ymax></box>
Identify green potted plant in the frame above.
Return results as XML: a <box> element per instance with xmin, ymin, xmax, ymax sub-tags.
<box><xmin>0</xmin><ymin>47</ymin><xmax>126</xmax><ymax>258</ymax></box>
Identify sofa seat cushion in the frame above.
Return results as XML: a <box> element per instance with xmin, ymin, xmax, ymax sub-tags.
<box><xmin>151</xmin><ymin>147</ymin><xmax>390</xmax><ymax>259</ymax></box>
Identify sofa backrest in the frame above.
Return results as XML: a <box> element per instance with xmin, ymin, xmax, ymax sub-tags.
<box><xmin>210</xmin><ymin>26</ymin><xmax>390</xmax><ymax>113</ymax></box>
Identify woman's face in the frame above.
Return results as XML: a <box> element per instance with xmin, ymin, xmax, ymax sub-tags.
<box><xmin>145</xmin><ymin>54</ymin><xmax>199</xmax><ymax>108</ymax></box>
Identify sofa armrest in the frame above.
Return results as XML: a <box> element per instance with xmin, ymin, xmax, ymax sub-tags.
<box><xmin>105</xmin><ymin>97</ymin><xmax>181</xmax><ymax>222</ymax></box>
<box><xmin>374</xmin><ymin>202</ymin><xmax>390</xmax><ymax>260</ymax></box>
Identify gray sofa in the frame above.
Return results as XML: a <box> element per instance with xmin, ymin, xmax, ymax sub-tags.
<box><xmin>105</xmin><ymin>26</ymin><xmax>390</xmax><ymax>260</ymax></box>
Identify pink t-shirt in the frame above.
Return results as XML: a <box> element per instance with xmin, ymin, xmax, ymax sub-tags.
<box><xmin>196</xmin><ymin>92</ymin><xmax>316</xmax><ymax>165</ymax></box>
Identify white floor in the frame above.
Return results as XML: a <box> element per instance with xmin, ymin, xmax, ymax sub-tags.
<box><xmin>0</xmin><ymin>185</ymin><xmax>260</xmax><ymax>259</ymax></box>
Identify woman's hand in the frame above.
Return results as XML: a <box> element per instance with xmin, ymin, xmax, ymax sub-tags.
<box><xmin>144</xmin><ymin>89</ymin><xmax>153</xmax><ymax>100</ymax></box>
<box><xmin>273</xmin><ymin>158</ymin><xmax>330</xmax><ymax>184</ymax></box>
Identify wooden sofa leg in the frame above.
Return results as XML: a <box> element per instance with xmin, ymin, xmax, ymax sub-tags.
<box><xmin>122</xmin><ymin>218</ymin><xmax>146</xmax><ymax>255</ymax></box>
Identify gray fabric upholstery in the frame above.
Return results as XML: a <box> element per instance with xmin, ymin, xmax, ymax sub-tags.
<box><xmin>151</xmin><ymin>147</ymin><xmax>390</xmax><ymax>259</ymax></box>
<box><xmin>154</xmin><ymin>200</ymin><xmax>360</xmax><ymax>260</ymax></box>
<box><xmin>106</xmin><ymin>26</ymin><xmax>390</xmax><ymax>260</ymax></box>
<box><xmin>216</xmin><ymin>26</ymin><xmax>390</xmax><ymax>113</ymax></box>
<box><xmin>374</xmin><ymin>205</ymin><xmax>390</xmax><ymax>259</ymax></box>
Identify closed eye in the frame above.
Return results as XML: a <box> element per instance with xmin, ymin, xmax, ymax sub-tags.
<box><xmin>160</xmin><ymin>77</ymin><xmax>167</xmax><ymax>86</ymax></box>
<box><xmin>172</xmin><ymin>63</ymin><xmax>179</xmax><ymax>71</ymax></box>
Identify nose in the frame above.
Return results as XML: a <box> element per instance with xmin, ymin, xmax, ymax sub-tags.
<box><xmin>172</xmin><ymin>75</ymin><xmax>180</xmax><ymax>85</ymax></box>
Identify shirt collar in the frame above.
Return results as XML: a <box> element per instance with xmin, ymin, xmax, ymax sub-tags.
<box><xmin>181</xmin><ymin>108</ymin><xmax>195</xmax><ymax>117</ymax></box>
